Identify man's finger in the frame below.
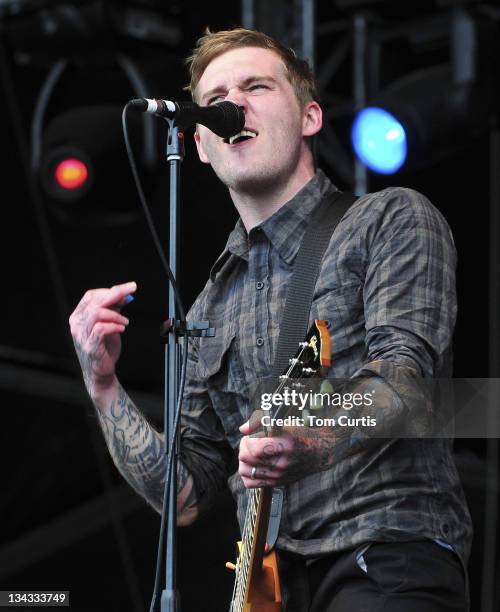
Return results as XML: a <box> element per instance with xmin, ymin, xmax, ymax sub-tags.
<box><xmin>74</xmin><ymin>282</ymin><xmax>137</xmax><ymax>316</ymax></box>
<box><xmin>238</xmin><ymin>459</ymin><xmax>283</xmax><ymax>481</ymax></box>
<box><xmin>239</xmin><ymin>410</ymin><xmax>265</xmax><ymax>435</ymax></box>
<box><xmin>86</xmin><ymin>321</ymin><xmax>126</xmax><ymax>344</ymax></box>
<box><xmin>95</xmin><ymin>308</ymin><xmax>129</xmax><ymax>327</ymax></box>
<box><xmin>251</xmin><ymin>436</ymin><xmax>291</xmax><ymax>458</ymax></box>
<box><xmin>83</xmin><ymin>307</ymin><xmax>129</xmax><ymax>333</ymax></box>
<box><xmin>239</xmin><ymin>437</ymin><xmax>291</xmax><ymax>467</ymax></box>
<box><xmin>100</xmin><ymin>282</ymin><xmax>137</xmax><ymax>309</ymax></box>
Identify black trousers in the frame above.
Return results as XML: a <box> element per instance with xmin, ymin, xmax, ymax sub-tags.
<box><xmin>278</xmin><ymin>541</ymin><xmax>467</xmax><ymax>612</ymax></box>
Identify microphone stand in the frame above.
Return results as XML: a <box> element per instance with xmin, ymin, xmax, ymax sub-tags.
<box><xmin>159</xmin><ymin>119</ymin><xmax>214</xmax><ymax>612</ymax></box>
<box><xmin>160</xmin><ymin>118</ymin><xmax>183</xmax><ymax>612</ymax></box>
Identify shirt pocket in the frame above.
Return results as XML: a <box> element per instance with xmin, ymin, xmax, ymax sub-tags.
<box><xmin>197</xmin><ymin>327</ymin><xmax>248</xmax><ymax>443</ymax></box>
<box><xmin>198</xmin><ymin>328</ymin><xmax>245</xmax><ymax>385</ymax></box>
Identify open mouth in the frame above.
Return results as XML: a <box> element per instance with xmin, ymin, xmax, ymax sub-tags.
<box><xmin>224</xmin><ymin>128</ymin><xmax>258</xmax><ymax>145</ymax></box>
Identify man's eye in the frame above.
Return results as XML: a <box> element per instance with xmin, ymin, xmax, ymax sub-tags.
<box><xmin>249</xmin><ymin>84</ymin><xmax>268</xmax><ymax>92</ymax></box>
<box><xmin>208</xmin><ymin>95</ymin><xmax>225</xmax><ymax>105</ymax></box>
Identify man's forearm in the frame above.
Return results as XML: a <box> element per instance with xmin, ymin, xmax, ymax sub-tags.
<box><xmin>318</xmin><ymin>362</ymin><xmax>425</xmax><ymax>456</ymax></box>
<box><xmin>90</xmin><ymin>378</ymin><xmax>199</xmax><ymax>524</ymax></box>
<box><xmin>281</xmin><ymin>362</ymin><xmax>420</xmax><ymax>483</ymax></box>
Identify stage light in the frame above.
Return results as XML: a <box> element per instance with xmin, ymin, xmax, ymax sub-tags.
<box><xmin>54</xmin><ymin>158</ymin><xmax>89</xmax><ymax>191</ymax></box>
<box><xmin>41</xmin><ymin>145</ymin><xmax>93</xmax><ymax>203</ymax></box>
<box><xmin>351</xmin><ymin>107</ymin><xmax>407</xmax><ymax>174</ymax></box>
<box><xmin>39</xmin><ymin>105</ymin><xmax>152</xmax><ymax>223</ymax></box>
<box><xmin>351</xmin><ymin>65</ymin><xmax>490</xmax><ymax>175</ymax></box>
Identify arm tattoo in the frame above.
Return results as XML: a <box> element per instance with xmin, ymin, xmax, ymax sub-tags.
<box><xmin>72</xmin><ymin>306</ymin><xmax>115</xmax><ymax>394</ymax></box>
<box><xmin>291</xmin><ymin>374</ymin><xmax>410</xmax><ymax>477</ymax></box>
<box><xmin>95</xmin><ymin>384</ymin><xmax>198</xmax><ymax>517</ymax></box>
<box><xmin>178</xmin><ymin>460</ymin><xmax>198</xmax><ymax>510</ymax></box>
<box><xmin>75</xmin><ymin>339</ymin><xmax>111</xmax><ymax>394</ymax></box>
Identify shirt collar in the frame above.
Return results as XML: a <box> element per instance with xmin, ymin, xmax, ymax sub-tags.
<box><xmin>258</xmin><ymin>169</ymin><xmax>338</xmax><ymax>265</ymax></box>
<box><xmin>209</xmin><ymin>169</ymin><xmax>338</xmax><ymax>280</ymax></box>
<box><xmin>209</xmin><ymin>219</ymin><xmax>248</xmax><ymax>281</ymax></box>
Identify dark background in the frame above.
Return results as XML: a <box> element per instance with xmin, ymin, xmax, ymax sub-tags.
<box><xmin>0</xmin><ymin>0</ymin><xmax>498</xmax><ymax>610</ymax></box>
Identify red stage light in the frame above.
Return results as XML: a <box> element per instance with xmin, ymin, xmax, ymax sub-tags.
<box><xmin>54</xmin><ymin>158</ymin><xmax>89</xmax><ymax>190</ymax></box>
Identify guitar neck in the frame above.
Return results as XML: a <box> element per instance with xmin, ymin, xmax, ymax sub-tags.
<box><xmin>248</xmin><ymin>486</ymin><xmax>273</xmax><ymax>585</ymax></box>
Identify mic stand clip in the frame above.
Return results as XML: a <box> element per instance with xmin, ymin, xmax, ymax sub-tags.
<box><xmin>160</xmin><ymin>319</ymin><xmax>216</xmax><ymax>339</ymax></box>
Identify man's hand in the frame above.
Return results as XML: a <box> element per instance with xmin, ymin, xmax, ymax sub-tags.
<box><xmin>238</xmin><ymin>416</ymin><xmax>336</xmax><ymax>488</ymax></box>
<box><xmin>69</xmin><ymin>281</ymin><xmax>136</xmax><ymax>396</ymax></box>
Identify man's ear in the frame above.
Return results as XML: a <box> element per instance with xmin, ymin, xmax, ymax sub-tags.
<box><xmin>302</xmin><ymin>101</ymin><xmax>322</xmax><ymax>138</ymax></box>
<box><xmin>194</xmin><ymin>130</ymin><xmax>210</xmax><ymax>164</ymax></box>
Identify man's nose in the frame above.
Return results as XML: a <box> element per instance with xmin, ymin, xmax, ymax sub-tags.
<box><xmin>226</xmin><ymin>89</ymin><xmax>248</xmax><ymax>110</ymax></box>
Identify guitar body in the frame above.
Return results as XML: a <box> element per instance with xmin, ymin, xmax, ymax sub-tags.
<box><xmin>241</xmin><ymin>546</ymin><xmax>281</xmax><ymax>611</ymax></box>
<box><xmin>233</xmin><ymin>487</ymin><xmax>282</xmax><ymax>611</ymax></box>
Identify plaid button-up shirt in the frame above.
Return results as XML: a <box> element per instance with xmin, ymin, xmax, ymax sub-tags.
<box><xmin>180</xmin><ymin>169</ymin><xmax>472</xmax><ymax>566</ymax></box>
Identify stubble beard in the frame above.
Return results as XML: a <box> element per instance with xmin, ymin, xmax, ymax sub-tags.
<box><xmin>211</xmin><ymin>146</ymin><xmax>301</xmax><ymax>198</ymax></box>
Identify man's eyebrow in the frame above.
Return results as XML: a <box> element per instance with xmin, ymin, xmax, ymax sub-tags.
<box><xmin>200</xmin><ymin>75</ymin><xmax>277</xmax><ymax>104</ymax></box>
<box><xmin>200</xmin><ymin>86</ymin><xmax>226</xmax><ymax>104</ymax></box>
<box><xmin>240</xmin><ymin>75</ymin><xmax>277</xmax><ymax>87</ymax></box>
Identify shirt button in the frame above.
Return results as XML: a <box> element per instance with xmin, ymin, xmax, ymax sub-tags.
<box><xmin>256</xmin><ymin>281</ymin><xmax>264</xmax><ymax>290</ymax></box>
<box><xmin>256</xmin><ymin>337</ymin><xmax>265</xmax><ymax>347</ymax></box>
<box><xmin>441</xmin><ymin>523</ymin><xmax>450</xmax><ymax>535</ymax></box>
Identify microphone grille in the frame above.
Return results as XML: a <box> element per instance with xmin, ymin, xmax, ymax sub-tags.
<box><xmin>214</xmin><ymin>101</ymin><xmax>245</xmax><ymax>138</ymax></box>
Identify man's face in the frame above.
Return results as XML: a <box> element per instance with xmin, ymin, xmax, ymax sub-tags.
<box><xmin>194</xmin><ymin>46</ymin><xmax>321</xmax><ymax>196</ymax></box>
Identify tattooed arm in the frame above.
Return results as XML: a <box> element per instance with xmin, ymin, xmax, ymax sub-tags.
<box><xmin>91</xmin><ymin>381</ymin><xmax>198</xmax><ymax>525</ymax></box>
<box><xmin>237</xmin><ymin>362</ymin><xmax>424</xmax><ymax>489</ymax></box>
<box><xmin>69</xmin><ymin>281</ymin><xmax>198</xmax><ymax>525</ymax></box>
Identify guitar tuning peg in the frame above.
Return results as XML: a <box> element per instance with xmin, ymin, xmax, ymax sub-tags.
<box><xmin>302</xmin><ymin>367</ymin><xmax>316</xmax><ymax>374</ymax></box>
<box><xmin>225</xmin><ymin>562</ymin><xmax>236</xmax><ymax>571</ymax></box>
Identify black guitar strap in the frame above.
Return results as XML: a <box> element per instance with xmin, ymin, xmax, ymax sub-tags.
<box><xmin>266</xmin><ymin>189</ymin><xmax>358</xmax><ymax>550</ymax></box>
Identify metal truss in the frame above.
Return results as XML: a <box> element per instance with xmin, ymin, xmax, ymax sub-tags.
<box><xmin>241</xmin><ymin>0</ymin><xmax>364</xmax><ymax>192</ymax></box>
<box><xmin>242</xmin><ymin>0</ymin><xmax>315</xmax><ymax>66</ymax></box>
<box><xmin>240</xmin><ymin>1</ymin><xmax>499</xmax><ymax>194</ymax></box>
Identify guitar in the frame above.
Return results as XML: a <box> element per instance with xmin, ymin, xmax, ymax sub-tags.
<box><xmin>226</xmin><ymin>320</ymin><xmax>332</xmax><ymax>612</ymax></box>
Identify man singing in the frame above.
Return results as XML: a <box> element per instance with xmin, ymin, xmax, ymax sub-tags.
<box><xmin>69</xmin><ymin>28</ymin><xmax>472</xmax><ymax>611</ymax></box>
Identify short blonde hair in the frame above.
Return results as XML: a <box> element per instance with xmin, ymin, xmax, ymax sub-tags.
<box><xmin>186</xmin><ymin>27</ymin><xmax>318</xmax><ymax>107</ymax></box>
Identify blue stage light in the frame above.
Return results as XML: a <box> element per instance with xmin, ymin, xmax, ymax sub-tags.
<box><xmin>351</xmin><ymin>107</ymin><xmax>407</xmax><ymax>174</ymax></box>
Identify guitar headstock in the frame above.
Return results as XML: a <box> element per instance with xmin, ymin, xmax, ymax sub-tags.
<box><xmin>253</xmin><ymin>320</ymin><xmax>332</xmax><ymax>435</ymax></box>
<box><xmin>282</xmin><ymin>319</ymin><xmax>332</xmax><ymax>380</ymax></box>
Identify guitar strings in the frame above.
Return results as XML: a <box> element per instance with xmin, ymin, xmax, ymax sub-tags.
<box><xmin>270</xmin><ymin>342</ymin><xmax>311</xmax><ymax>422</ymax></box>
<box><xmin>232</xmin><ymin>487</ymin><xmax>260</xmax><ymax>611</ymax></box>
<box><xmin>231</xmin><ymin>337</ymin><xmax>318</xmax><ymax>609</ymax></box>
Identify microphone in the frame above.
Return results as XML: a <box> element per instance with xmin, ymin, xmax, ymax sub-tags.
<box><xmin>129</xmin><ymin>98</ymin><xmax>245</xmax><ymax>139</ymax></box>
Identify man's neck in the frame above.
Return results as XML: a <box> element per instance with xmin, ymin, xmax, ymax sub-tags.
<box><xmin>230</xmin><ymin>160</ymin><xmax>316</xmax><ymax>231</ymax></box>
